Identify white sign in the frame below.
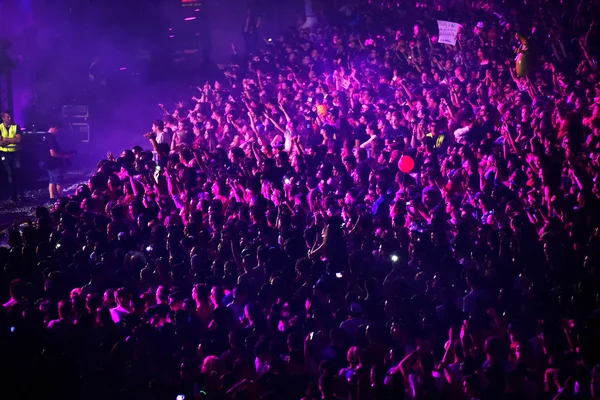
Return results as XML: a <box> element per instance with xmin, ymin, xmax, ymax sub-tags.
<box><xmin>437</xmin><ymin>20</ymin><xmax>461</xmax><ymax>46</ymax></box>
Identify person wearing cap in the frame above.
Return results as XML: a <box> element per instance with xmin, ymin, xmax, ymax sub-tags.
<box><xmin>474</xmin><ymin>21</ymin><xmax>485</xmax><ymax>37</ymax></box>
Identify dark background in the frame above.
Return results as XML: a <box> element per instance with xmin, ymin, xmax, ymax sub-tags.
<box><xmin>0</xmin><ymin>0</ymin><xmax>304</xmax><ymax>190</ymax></box>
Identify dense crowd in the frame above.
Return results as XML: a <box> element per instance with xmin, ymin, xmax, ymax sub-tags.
<box><xmin>3</xmin><ymin>0</ymin><xmax>600</xmax><ymax>399</ymax></box>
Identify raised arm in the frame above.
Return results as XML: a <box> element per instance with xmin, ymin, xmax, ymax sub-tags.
<box><xmin>279</xmin><ymin>103</ymin><xmax>292</xmax><ymax>124</ymax></box>
<box><xmin>264</xmin><ymin>112</ymin><xmax>286</xmax><ymax>135</ymax></box>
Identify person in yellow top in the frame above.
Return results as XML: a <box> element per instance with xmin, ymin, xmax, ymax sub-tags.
<box><xmin>0</xmin><ymin>111</ymin><xmax>24</xmax><ymax>202</ymax></box>
<box><xmin>425</xmin><ymin>120</ymin><xmax>448</xmax><ymax>152</ymax></box>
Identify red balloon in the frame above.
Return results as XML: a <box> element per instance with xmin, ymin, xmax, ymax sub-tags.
<box><xmin>398</xmin><ymin>155</ymin><xmax>415</xmax><ymax>173</ymax></box>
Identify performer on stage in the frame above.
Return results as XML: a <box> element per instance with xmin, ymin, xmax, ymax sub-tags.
<box><xmin>0</xmin><ymin>111</ymin><xmax>24</xmax><ymax>202</ymax></box>
<box><xmin>44</xmin><ymin>122</ymin><xmax>75</xmax><ymax>200</ymax></box>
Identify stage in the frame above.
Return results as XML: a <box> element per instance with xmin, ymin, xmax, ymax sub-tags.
<box><xmin>0</xmin><ymin>169</ymin><xmax>89</xmax><ymax>244</ymax></box>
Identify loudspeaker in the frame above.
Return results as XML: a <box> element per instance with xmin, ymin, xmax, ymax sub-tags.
<box><xmin>62</xmin><ymin>105</ymin><xmax>89</xmax><ymax>118</ymax></box>
<box><xmin>69</xmin><ymin>122</ymin><xmax>90</xmax><ymax>143</ymax></box>
<box><xmin>21</xmin><ymin>132</ymin><xmax>50</xmax><ymax>185</ymax></box>
<box><xmin>62</xmin><ymin>105</ymin><xmax>90</xmax><ymax>142</ymax></box>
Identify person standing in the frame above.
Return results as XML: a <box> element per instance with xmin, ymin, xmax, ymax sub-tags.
<box><xmin>0</xmin><ymin>111</ymin><xmax>23</xmax><ymax>202</ymax></box>
<box><xmin>151</xmin><ymin>119</ymin><xmax>171</xmax><ymax>145</ymax></box>
<box><xmin>43</xmin><ymin>122</ymin><xmax>74</xmax><ymax>200</ymax></box>
<box><xmin>145</xmin><ymin>120</ymin><xmax>171</xmax><ymax>162</ymax></box>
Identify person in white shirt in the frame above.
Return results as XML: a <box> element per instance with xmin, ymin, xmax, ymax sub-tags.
<box><xmin>145</xmin><ymin>120</ymin><xmax>172</xmax><ymax>162</ymax></box>
<box><xmin>150</xmin><ymin>120</ymin><xmax>171</xmax><ymax>145</ymax></box>
<box><xmin>360</xmin><ymin>123</ymin><xmax>381</xmax><ymax>158</ymax></box>
<box><xmin>454</xmin><ymin>120</ymin><xmax>474</xmax><ymax>143</ymax></box>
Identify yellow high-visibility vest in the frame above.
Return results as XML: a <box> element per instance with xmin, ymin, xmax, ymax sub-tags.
<box><xmin>0</xmin><ymin>124</ymin><xmax>20</xmax><ymax>152</ymax></box>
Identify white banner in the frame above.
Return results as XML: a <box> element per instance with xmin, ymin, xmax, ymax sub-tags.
<box><xmin>437</xmin><ymin>20</ymin><xmax>461</xmax><ymax>46</ymax></box>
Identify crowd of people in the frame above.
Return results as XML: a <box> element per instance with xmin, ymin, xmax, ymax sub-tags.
<box><xmin>3</xmin><ymin>0</ymin><xmax>600</xmax><ymax>399</ymax></box>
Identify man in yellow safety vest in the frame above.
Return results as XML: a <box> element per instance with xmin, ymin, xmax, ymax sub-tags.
<box><xmin>0</xmin><ymin>111</ymin><xmax>24</xmax><ymax>202</ymax></box>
